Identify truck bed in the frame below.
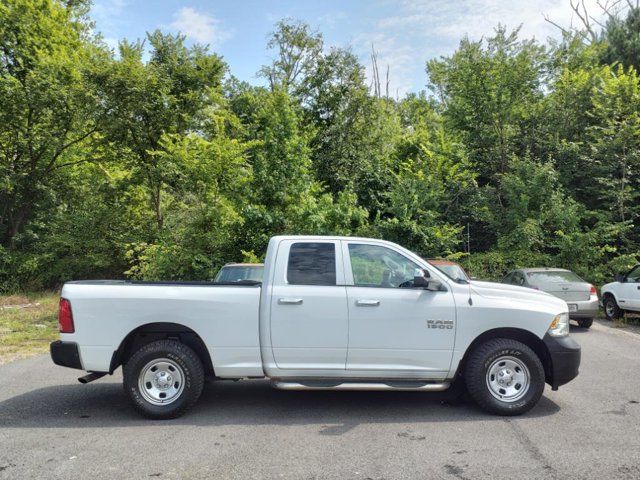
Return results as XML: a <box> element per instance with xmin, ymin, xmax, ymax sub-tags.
<box><xmin>66</xmin><ymin>279</ymin><xmax>261</xmax><ymax>286</ymax></box>
<box><xmin>60</xmin><ymin>281</ymin><xmax>263</xmax><ymax>377</ymax></box>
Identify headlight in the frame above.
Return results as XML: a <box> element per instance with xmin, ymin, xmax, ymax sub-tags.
<box><xmin>548</xmin><ymin>313</ymin><xmax>569</xmax><ymax>337</ymax></box>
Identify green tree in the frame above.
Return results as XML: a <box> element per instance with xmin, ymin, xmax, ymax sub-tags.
<box><xmin>259</xmin><ymin>19</ymin><xmax>323</xmax><ymax>97</ymax></box>
<box><xmin>587</xmin><ymin>65</ymin><xmax>640</xmax><ymax>241</ymax></box>
<box><xmin>370</xmin><ymin>128</ymin><xmax>476</xmax><ymax>257</ymax></box>
<box><xmin>0</xmin><ymin>0</ymin><xmax>100</xmax><ymax>246</ymax></box>
<box><xmin>601</xmin><ymin>6</ymin><xmax>640</xmax><ymax>71</ymax></box>
<box><xmin>91</xmin><ymin>32</ymin><xmax>226</xmax><ymax>231</ymax></box>
<box><xmin>427</xmin><ymin>26</ymin><xmax>547</xmax><ymax>185</ymax></box>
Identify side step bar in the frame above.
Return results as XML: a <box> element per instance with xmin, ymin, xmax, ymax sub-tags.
<box><xmin>271</xmin><ymin>380</ymin><xmax>451</xmax><ymax>392</ymax></box>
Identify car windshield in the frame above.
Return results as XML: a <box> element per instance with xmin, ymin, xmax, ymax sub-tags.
<box><xmin>215</xmin><ymin>266</ymin><xmax>264</xmax><ymax>282</ymax></box>
<box><xmin>432</xmin><ymin>263</ymin><xmax>469</xmax><ymax>282</ymax></box>
<box><xmin>526</xmin><ymin>271</ymin><xmax>584</xmax><ymax>283</ymax></box>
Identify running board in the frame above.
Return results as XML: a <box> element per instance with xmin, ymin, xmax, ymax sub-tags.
<box><xmin>271</xmin><ymin>380</ymin><xmax>451</xmax><ymax>392</ymax></box>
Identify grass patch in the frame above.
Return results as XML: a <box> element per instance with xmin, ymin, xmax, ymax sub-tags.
<box><xmin>0</xmin><ymin>292</ymin><xmax>59</xmax><ymax>365</ymax></box>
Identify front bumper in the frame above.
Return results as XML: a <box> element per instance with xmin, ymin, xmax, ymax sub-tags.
<box><xmin>50</xmin><ymin>341</ymin><xmax>83</xmax><ymax>370</ymax></box>
<box><xmin>543</xmin><ymin>334</ymin><xmax>581</xmax><ymax>390</ymax></box>
<box><xmin>567</xmin><ymin>297</ymin><xmax>599</xmax><ymax>319</ymax></box>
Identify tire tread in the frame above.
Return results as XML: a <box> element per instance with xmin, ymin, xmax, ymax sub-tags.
<box><xmin>464</xmin><ymin>338</ymin><xmax>544</xmax><ymax>416</ymax></box>
<box><xmin>123</xmin><ymin>339</ymin><xmax>204</xmax><ymax>419</ymax></box>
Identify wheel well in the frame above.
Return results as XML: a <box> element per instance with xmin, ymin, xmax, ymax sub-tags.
<box><xmin>456</xmin><ymin>328</ymin><xmax>552</xmax><ymax>385</ymax></box>
<box><xmin>109</xmin><ymin>322</ymin><xmax>215</xmax><ymax>376</ymax></box>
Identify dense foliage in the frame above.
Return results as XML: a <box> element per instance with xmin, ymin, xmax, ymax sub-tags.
<box><xmin>1</xmin><ymin>1</ymin><xmax>639</xmax><ymax>291</ymax></box>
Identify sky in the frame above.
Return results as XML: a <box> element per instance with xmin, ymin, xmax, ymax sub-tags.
<box><xmin>91</xmin><ymin>0</ymin><xmax>604</xmax><ymax>97</ymax></box>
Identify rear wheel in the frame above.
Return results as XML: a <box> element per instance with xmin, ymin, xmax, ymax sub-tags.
<box><xmin>577</xmin><ymin>318</ymin><xmax>593</xmax><ymax>328</ymax></box>
<box><xmin>123</xmin><ymin>339</ymin><xmax>204</xmax><ymax>419</ymax></box>
<box><xmin>603</xmin><ymin>295</ymin><xmax>622</xmax><ymax>321</ymax></box>
<box><xmin>464</xmin><ymin>338</ymin><xmax>545</xmax><ymax>416</ymax></box>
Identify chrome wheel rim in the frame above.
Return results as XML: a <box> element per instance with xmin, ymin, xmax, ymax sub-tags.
<box><xmin>486</xmin><ymin>356</ymin><xmax>530</xmax><ymax>403</ymax></box>
<box><xmin>138</xmin><ymin>358</ymin><xmax>185</xmax><ymax>406</ymax></box>
<box><xmin>605</xmin><ymin>300</ymin><xmax>615</xmax><ymax>317</ymax></box>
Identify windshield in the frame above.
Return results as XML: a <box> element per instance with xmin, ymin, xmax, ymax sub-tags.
<box><xmin>431</xmin><ymin>263</ymin><xmax>469</xmax><ymax>282</ymax></box>
<box><xmin>215</xmin><ymin>265</ymin><xmax>264</xmax><ymax>282</ymax></box>
<box><xmin>527</xmin><ymin>271</ymin><xmax>584</xmax><ymax>283</ymax></box>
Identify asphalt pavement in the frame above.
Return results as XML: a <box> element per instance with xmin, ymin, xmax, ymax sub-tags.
<box><xmin>1</xmin><ymin>320</ymin><xmax>639</xmax><ymax>480</ymax></box>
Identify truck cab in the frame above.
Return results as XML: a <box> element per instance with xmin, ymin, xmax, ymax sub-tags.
<box><xmin>51</xmin><ymin>235</ymin><xmax>581</xmax><ymax>419</ymax></box>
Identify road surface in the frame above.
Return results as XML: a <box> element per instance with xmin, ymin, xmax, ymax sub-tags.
<box><xmin>1</xmin><ymin>321</ymin><xmax>639</xmax><ymax>479</ymax></box>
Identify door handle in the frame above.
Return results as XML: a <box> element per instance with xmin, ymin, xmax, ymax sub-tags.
<box><xmin>355</xmin><ymin>299</ymin><xmax>380</xmax><ymax>307</ymax></box>
<box><xmin>278</xmin><ymin>298</ymin><xmax>303</xmax><ymax>305</ymax></box>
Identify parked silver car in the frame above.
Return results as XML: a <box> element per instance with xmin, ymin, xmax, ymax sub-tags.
<box><xmin>502</xmin><ymin>268</ymin><xmax>598</xmax><ymax>328</ymax></box>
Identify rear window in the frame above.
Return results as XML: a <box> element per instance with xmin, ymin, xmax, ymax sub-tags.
<box><xmin>287</xmin><ymin>243</ymin><xmax>336</xmax><ymax>286</ymax></box>
<box><xmin>527</xmin><ymin>271</ymin><xmax>584</xmax><ymax>283</ymax></box>
<box><xmin>215</xmin><ymin>266</ymin><xmax>263</xmax><ymax>282</ymax></box>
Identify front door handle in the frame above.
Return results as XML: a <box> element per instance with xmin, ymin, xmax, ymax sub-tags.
<box><xmin>355</xmin><ymin>299</ymin><xmax>380</xmax><ymax>307</ymax></box>
<box><xmin>278</xmin><ymin>298</ymin><xmax>303</xmax><ymax>305</ymax></box>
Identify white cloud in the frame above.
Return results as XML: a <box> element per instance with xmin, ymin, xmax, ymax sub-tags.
<box><xmin>91</xmin><ymin>0</ymin><xmax>127</xmax><ymax>35</ymax></box>
<box><xmin>360</xmin><ymin>0</ymin><xmax>620</xmax><ymax>95</ymax></box>
<box><xmin>170</xmin><ymin>7</ymin><xmax>231</xmax><ymax>46</ymax></box>
<box><xmin>377</xmin><ymin>0</ymin><xmax>609</xmax><ymax>42</ymax></box>
<box><xmin>92</xmin><ymin>0</ymin><xmax>127</xmax><ymax>22</ymax></box>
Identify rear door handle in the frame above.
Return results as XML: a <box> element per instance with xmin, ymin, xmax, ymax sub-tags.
<box><xmin>278</xmin><ymin>298</ymin><xmax>303</xmax><ymax>305</ymax></box>
<box><xmin>355</xmin><ymin>299</ymin><xmax>380</xmax><ymax>307</ymax></box>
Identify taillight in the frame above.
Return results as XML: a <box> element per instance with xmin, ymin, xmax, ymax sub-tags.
<box><xmin>589</xmin><ymin>285</ymin><xmax>597</xmax><ymax>296</ymax></box>
<box><xmin>58</xmin><ymin>298</ymin><xmax>75</xmax><ymax>333</ymax></box>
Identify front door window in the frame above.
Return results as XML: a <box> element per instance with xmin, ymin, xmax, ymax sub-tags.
<box><xmin>348</xmin><ymin>243</ymin><xmax>420</xmax><ymax>288</ymax></box>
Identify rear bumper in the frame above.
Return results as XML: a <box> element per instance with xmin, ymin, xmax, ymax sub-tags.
<box><xmin>543</xmin><ymin>334</ymin><xmax>581</xmax><ymax>389</ymax></box>
<box><xmin>567</xmin><ymin>297</ymin><xmax>599</xmax><ymax>318</ymax></box>
<box><xmin>50</xmin><ymin>341</ymin><xmax>83</xmax><ymax>370</ymax></box>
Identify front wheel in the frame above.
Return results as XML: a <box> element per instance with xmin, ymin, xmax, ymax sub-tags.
<box><xmin>577</xmin><ymin>318</ymin><xmax>593</xmax><ymax>328</ymax></box>
<box><xmin>464</xmin><ymin>338</ymin><xmax>545</xmax><ymax>416</ymax></box>
<box><xmin>123</xmin><ymin>339</ymin><xmax>204</xmax><ymax>419</ymax></box>
<box><xmin>603</xmin><ymin>296</ymin><xmax>622</xmax><ymax>321</ymax></box>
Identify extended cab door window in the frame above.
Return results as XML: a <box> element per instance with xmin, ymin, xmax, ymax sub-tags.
<box><xmin>287</xmin><ymin>242</ymin><xmax>336</xmax><ymax>285</ymax></box>
<box><xmin>343</xmin><ymin>242</ymin><xmax>456</xmax><ymax>376</ymax></box>
<box><xmin>269</xmin><ymin>240</ymin><xmax>348</xmax><ymax>370</ymax></box>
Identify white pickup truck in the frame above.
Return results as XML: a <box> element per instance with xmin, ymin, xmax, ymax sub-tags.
<box><xmin>601</xmin><ymin>264</ymin><xmax>640</xmax><ymax>320</ymax></box>
<box><xmin>51</xmin><ymin>236</ymin><xmax>581</xmax><ymax>419</ymax></box>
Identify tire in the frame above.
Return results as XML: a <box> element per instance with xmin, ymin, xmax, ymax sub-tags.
<box><xmin>603</xmin><ymin>295</ymin><xmax>622</xmax><ymax>321</ymax></box>
<box><xmin>123</xmin><ymin>339</ymin><xmax>204</xmax><ymax>419</ymax></box>
<box><xmin>577</xmin><ymin>318</ymin><xmax>593</xmax><ymax>328</ymax></box>
<box><xmin>464</xmin><ymin>338</ymin><xmax>545</xmax><ymax>416</ymax></box>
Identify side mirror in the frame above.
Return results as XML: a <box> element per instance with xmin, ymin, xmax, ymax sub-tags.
<box><xmin>413</xmin><ymin>269</ymin><xmax>444</xmax><ymax>291</ymax></box>
<box><xmin>615</xmin><ymin>273</ymin><xmax>625</xmax><ymax>283</ymax></box>
<box><xmin>413</xmin><ymin>275</ymin><xmax>429</xmax><ymax>288</ymax></box>
<box><xmin>425</xmin><ymin>278</ymin><xmax>444</xmax><ymax>291</ymax></box>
